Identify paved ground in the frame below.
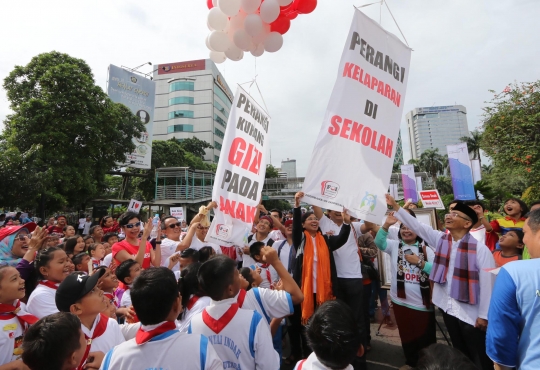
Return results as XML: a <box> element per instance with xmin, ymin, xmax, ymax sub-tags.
<box><xmin>281</xmin><ymin>302</ymin><xmax>452</xmax><ymax>370</ymax></box>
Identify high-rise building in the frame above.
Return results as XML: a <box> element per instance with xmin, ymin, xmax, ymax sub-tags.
<box><xmin>280</xmin><ymin>159</ymin><xmax>297</xmax><ymax>178</ymax></box>
<box><xmin>152</xmin><ymin>59</ymin><xmax>233</xmax><ymax>163</ymax></box>
<box><xmin>405</xmin><ymin>105</ymin><xmax>469</xmax><ymax>160</ymax></box>
<box><xmin>394</xmin><ymin>132</ymin><xmax>404</xmax><ymax>167</ymax></box>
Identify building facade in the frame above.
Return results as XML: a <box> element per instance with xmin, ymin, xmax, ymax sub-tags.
<box><xmin>405</xmin><ymin>105</ymin><xmax>469</xmax><ymax>160</ymax></box>
<box><xmin>280</xmin><ymin>159</ymin><xmax>297</xmax><ymax>178</ymax></box>
<box><xmin>152</xmin><ymin>59</ymin><xmax>233</xmax><ymax>163</ymax></box>
<box><xmin>394</xmin><ymin>132</ymin><xmax>404</xmax><ymax>167</ymax></box>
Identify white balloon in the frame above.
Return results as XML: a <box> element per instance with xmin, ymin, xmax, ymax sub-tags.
<box><xmin>207</xmin><ymin>7</ymin><xmax>229</xmax><ymax>32</ymax></box>
<box><xmin>205</xmin><ymin>34</ymin><xmax>215</xmax><ymax>51</ymax></box>
<box><xmin>263</xmin><ymin>31</ymin><xmax>283</xmax><ymax>52</ymax></box>
<box><xmin>209</xmin><ymin>31</ymin><xmax>231</xmax><ymax>52</ymax></box>
<box><xmin>260</xmin><ymin>0</ymin><xmax>280</xmax><ymax>23</ymax></box>
<box><xmin>212</xmin><ymin>0</ymin><xmax>218</xmax><ymax>6</ymax></box>
<box><xmin>244</xmin><ymin>14</ymin><xmax>263</xmax><ymax>37</ymax></box>
<box><xmin>240</xmin><ymin>0</ymin><xmax>261</xmax><ymax>14</ymax></box>
<box><xmin>276</xmin><ymin>0</ymin><xmax>293</xmax><ymax>5</ymax></box>
<box><xmin>210</xmin><ymin>51</ymin><xmax>227</xmax><ymax>64</ymax></box>
<box><xmin>251</xmin><ymin>43</ymin><xmax>265</xmax><ymax>57</ymax></box>
<box><xmin>233</xmin><ymin>29</ymin><xmax>252</xmax><ymax>51</ymax></box>
<box><xmin>229</xmin><ymin>11</ymin><xmax>247</xmax><ymax>34</ymax></box>
<box><xmin>252</xmin><ymin>22</ymin><xmax>270</xmax><ymax>44</ymax></box>
<box><xmin>225</xmin><ymin>45</ymin><xmax>244</xmax><ymax>61</ymax></box>
<box><xmin>218</xmin><ymin>0</ymin><xmax>241</xmax><ymax>17</ymax></box>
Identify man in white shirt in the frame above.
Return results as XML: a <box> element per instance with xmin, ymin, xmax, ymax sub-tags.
<box><xmin>159</xmin><ymin>216</ymin><xmax>198</xmax><ymax>268</ymax></box>
<box><xmin>387</xmin><ymin>195</ymin><xmax>495</xmax><ymax>370</ymax></box>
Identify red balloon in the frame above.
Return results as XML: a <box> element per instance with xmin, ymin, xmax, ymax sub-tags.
<box><xmin>207</xmin><ymin>0</ymin><xmax>213</xmax><ymax>9</ymax></box>
<box><xmin>284</xmin><ymin>10</ymin><xmax>298</xmax><ymax>20</ymax></box>
<box><xmin>270</xmin><ymin>14</ymin><xmax>291</xmax><ymax>34</ymax></box>
<box><xmin>296</xmin><ymin>0</ymin><xmax>317</xmax><ymax>14</ymax></box>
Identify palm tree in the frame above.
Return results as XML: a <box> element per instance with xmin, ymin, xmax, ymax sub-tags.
<box><xmin>407</xmin><ymin>158</ymin><xmax>424</xmax><ymax>172</ymax></box>
<box><xmin>440</xmin><ymin>155</ymin><xmax>450</xmax><ymax>176</ymax></box>
<box><xmin>481</xmin><ymin>164</ymin><xmax>493</xmax><ymax>175</ymax></box>
<box><xmin>460</xmin><ymin>130</ymin><xmax>483</xmax><ymax>166</ymax></box>
<box><xmin>419</xmin><ymin>148</ymin><xmax>444</xmax><ymax>184</ymax></box>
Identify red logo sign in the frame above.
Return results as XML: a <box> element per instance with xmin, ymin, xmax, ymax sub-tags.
<box><xmin>158</xmin><ymin>60</ymin><xmax>206</xmax><ymax>75</ymax></box>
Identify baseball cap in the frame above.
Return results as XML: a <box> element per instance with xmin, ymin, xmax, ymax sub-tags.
<box><xmin>55</xmin><ymin>269</ymin><xmax>105</xmax><ymax>312</ymax></box>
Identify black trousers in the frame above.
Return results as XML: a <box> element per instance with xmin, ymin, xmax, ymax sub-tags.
<box><xmin>334</xmin><ymin>277</ymin><xmax>366</xmax><ymax>370</ymax></box>
<box><xmin>362</xmin><ymin>282</ymin><xmax>372</xmax><ymax>344</ymax></box>
<box><xmin>441</xmin><ymin>310</ymin><xmax>493</xmax><ymax>370</ymax></box>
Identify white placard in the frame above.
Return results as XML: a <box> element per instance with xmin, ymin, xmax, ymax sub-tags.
<box><xmin>170</xmin><ymin>207</ymin><xmax>185</xmax><ymax>221</ymax></box>
<box><xmin>301</xmin><ymin>9</ymin><xmax>411</xmax><ymax>222</ymax></box>
<box><xmin>205</xmin><ymin>86</ymin><xmax>271</xmax><ymax>246</ymax></box>
<box><xmin>127</xmin><ymin>199</ymin><xmax>143</xmax><ymax>213</ymax></box>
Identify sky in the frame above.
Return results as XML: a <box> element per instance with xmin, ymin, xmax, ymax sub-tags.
<box><xmin>1</xmin><ymin>0</ymin><xmax>539</xmax><ymax>176</ymax></box>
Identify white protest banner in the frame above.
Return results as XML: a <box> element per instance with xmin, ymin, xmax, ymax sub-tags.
<box><xmin>127</xmin><ymin>199</ymin><xmax>143</xmax><ymax>213</ymax></box>
<box><xmin>205</xmin><ymin>86</ymin><xmax>271</xmax><ymax>246</ymax></box>
<box><xmin>301</xmin><ymin>9</ymin><xmax>412</xmax><ymax>222</ymax></box>
<box><xmin>418</xmin><ymin>189</ymin><xmax>445</xmax><ymax>210</ymax></box>
<box><xmin>170</xmin><ymin>207</ymin><xmax>185</xmax><ymax>221</ymax></box>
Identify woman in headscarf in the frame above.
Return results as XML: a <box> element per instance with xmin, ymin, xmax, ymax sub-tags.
<box><xmin>0</xmin><ymin>223</ymin><xmax>37</xmax><ymax>266</ymax></box>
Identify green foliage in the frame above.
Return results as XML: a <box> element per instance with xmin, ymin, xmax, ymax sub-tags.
<box><xmin>265</xmin><ymin>164</ymin><xmax>280</xmax><ymax>178</ymax></box>
<box><xmin>435</xmin><ymin>176</ymin><xmax>453</xmax><ymax>196</ymax></box>
<box><xmin>419</xmin><ymin>148</ymin><xmax>445</xmax><ymax>183</ymax></box>
<box><xmin>0</xmin><ymin>51</ymin><xmax>144</xmax><ymax>210</ymax></box>
<box><xmin>178</xmin><ymin>137</ymin><xmax>213</xmax><ymax>159</ymax></box>
<box><xmin>128</xmin><ymin>139</ymin><xmax>216</xmax><ymax>201</ymax></box>
<box><xmin>460</xmin><ymin>130</ymin><xmax>483</xmax><ymax>165</ymax></box>
<box><xmin>262</xmin><ymin>199</ymin><xmax>292</xmax><ymax>212</ymax></box>
<box><xmin>481</xmin><ymin>81</ymin><xmax>540</xmax><ymax>197</ymax></box>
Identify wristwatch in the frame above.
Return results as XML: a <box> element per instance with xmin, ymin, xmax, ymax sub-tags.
<box><xmin>417</xmin><ymin>260</ymin><xmax>424</xmax><ymax>269</ymax></box>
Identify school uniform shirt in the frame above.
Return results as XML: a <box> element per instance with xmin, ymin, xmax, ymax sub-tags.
<box><xmin>101</xmin><ymin>253</ymin><xmax>113</xmax><ymax>268</ymax></box>
<box><xmin>487</xmin><ymin>259</ymin><xmax>540</xmax><ymax>369</ymax></box>
<box><xmin>249</xmin><ymin>263</ymin><xmax>278</xmax><ymax>289</ymax></box>
<box><xmin>272</xmin><ymin>240</ymin><xmax>293</xmax><ymax>273</ymax></box>
<box><xmin>0</xmin><ymin>301</ymin><xmax>33</xmax><ymax>364</ymax></box>
<box><xmin>470</xmin><ymin>224</ymin><xmax>486</xmax><ymax>244</ymax></box>
<box><xmin>189</xmin><ymin>237</ymin><xmax>223</xmax><ymax>255</ymax></box>
<box><xmin>237</xmin><ymin>288</ymin><xmax>294</xmax><ymax>324</ymax></box>
<box><xmin>395</xmin><ymin>208</ymin><xmax>495</xmax><ymax>326</ymax></box>
<box><xmin>269</xmin><ymin>229</ymin><xmax>285</xmax><ymax>242</ymax></box>
<box><xmin>188</xmin><ymin>297</ymin><xmax>280</xmax><ymax>370</ymax></box>
<box><xmin>120</xmin><ymin>289</ymin><xmax>132</xmax><ymax>308</ymax></box>
<box><xmin>243</xmin><ymin>234</ymin><xmax>275</xmax><ymax>267</ymax></box>
<box><xmin>177</xmin><ymin>295</ymin><xmax>212</xmax><ymax>333</ymax></box>
<box><xmin>294</xmin><ymin>352</ymin><xmax>353</xmax><ymax>370</ymax></box>
<box><xmin>376</xmin><ymin>233</ymin><xmax>435</xmax><ymax>311</ymax></box>
<box><xmin>82</xmin><ymin>314</ymin><xmax>124</xmax><ymax>359</ymax></box>
<box><xmin>119</xmin><ymin>322</ymin><xmax>141</xmax><ymax>341</ymax></box>
<box><xmin>319</xmin><ymin>217</ymin><xmax>363</xmax><ymax>279</ymax></box>
<box><xmin>165</xmin><ymin>252</ymin><xmax>181</xmax><ymax>273</ymax></box>
<box><xmin>100</xmin><ymin>325</ymin><xmax>222</xmax><ymax>370</ymax></box>
<box><xmin>160</xmin><ymin>238</ymin><xmax>181</xmax><ymax>267</ymax></box>
<box><xmin>26</xmin><ymin>281</ymin><xmax>60</xmax><ymax>319</ymax></box>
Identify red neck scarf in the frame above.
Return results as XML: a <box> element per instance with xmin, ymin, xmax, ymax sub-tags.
<box><xmin>202</xmin><ymin>304</ymin><xmax>239</xmax><ymax>334</ymax></box>
<box><xmin>237</xmin><ymin>289</ymin><xmax>247</xmax><ymax>308</ymax></box>
<box><xmin>0</xmin><ymin>300</ymin><xmax>38</xmax><ymax>327</ymax></box>
<box><xmin>186</xmin><ymin>295</ymin><xmax>200</xmax><ymax>310</ymax></box>
<box><xmin>39</xmin><ymin>280</ymin><xmax>59</xmax><ymax>290</ymax></box>
<box><xmin>77</xmin><ymin>313</ymin><xmax>109</xmax><ymax>370</ymax></box>
<box><xmin>135</xmin><ymin>321</ymin><xmax>177</xmax><ymax>345</ymax></box>
<box><xmin>258</xmin><ymin>264</ymin><xmax>273</xmax><ymax>289</ymax></box>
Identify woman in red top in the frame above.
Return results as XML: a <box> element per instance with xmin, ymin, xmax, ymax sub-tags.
<box><xmin>111</xmin><ymin>212</ymin><xmax>161</xmax><ymax>270</ymax></box>
<box><xmin>100</xmin><ymin>215</ymin><xmax>121</xmax><ymax>234</ymax></box>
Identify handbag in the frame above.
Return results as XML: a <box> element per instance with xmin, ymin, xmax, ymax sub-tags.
<box><xmin>351</xmin><ymin>224</ymin><xmax>379</xmax><ymax>281</ymax></box>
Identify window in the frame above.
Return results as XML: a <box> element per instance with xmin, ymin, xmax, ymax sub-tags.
<box><xmin>169</xmin><ymin>81</ymin><xmax>194</xmax><ymax>92</ymax></box>
<box><xmin>167</xmin><ymin>125</ymin><xmax>193</xmax><ymax>133</ymax></box>
<box><xmin>214</xmin><ymin>100</ymin><xmax>229</xmax><ymax>117</ymax></box>
<box><xmin>169</xmin><ymin>96</ymin><xmax>194</xmax><ymax>105</ymax></box>
<box><xmin>215</xmin><ymin>128</ymin><xmax>225</xmax><ymax>139</ymax></box>
<box><xmin>168</xmin><ymin>110</ymin><xmax>194</xmax><ymax>119</ymax></box>
<box><xmin>215</xmin><ymin>114</ymin><xmax>227</xmax><ymax>128</ymax></box>
<box><xmin>214</xmin><ymin>85</ymin><xmax>232</xmax><ymax>106</ymax></box>
<box><xmin>214</xmin><ymin>141</ymin><xmax>222</xmax><ymax>150</ymax></box>
<box><xmin>214</xmin><ymin>155</ymin><xmax>220</xmax><ymax>163</ymax></box>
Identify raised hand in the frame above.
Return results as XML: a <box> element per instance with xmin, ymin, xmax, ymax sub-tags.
<box><xmin>294</xmin><ymin>192</ymin><xmax>304</xmax><ymax>208</ymax></box>
<box><xmin>385</xmin><ymin>194</ymin><xmax>400</xmax><ymax>211</ymax></box>
<box><xmin>384</xmin><ymin>212</ymin><xmax>399</xmax><ymax>227</ymax></box>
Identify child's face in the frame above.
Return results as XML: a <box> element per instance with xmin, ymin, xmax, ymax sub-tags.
<box><xmin>0</xmin><ymin>267</ymin><xmax>25</xmax><ymax>303</ymax></box>
<box><xmin>179</xmin><ymin>256</ymin><xmax>194</xmax><ymax>271</ymax></box>
<box><xmin>92</xmin><ymin>245</ymin><xmax>106</xmax><ymax>260</ymax></box>
<box><xmin>105</xmin><ymin>299</ymin><xmax>117</xmax><ymax>319</ymax></box>
<box><xmin>98</xmin><ymin>269</ymin><xmax>119</xmax><ymax>291</ymax></box>
<box><xmin>128</xmin><ymin>263</ymin><xmax>142</xmax><ymax>283</ymax></box>
<box><xmin>74</xmin><ymin>237</ymin><xmax>85</xmax><ymax>254</ymax></box>
<box><xmin>40</xmin><ymin>250</ymin><xmax>71</xmax><ymax>283</ymax></box>
<box><xmin>71</xmin><ymin>328</ymin><xmax>87</xmax><ymax>368</ymax></box>
<box><xmin>102</xmin><ymin>242</ymin><xmax>112</xmax><ymax>255</ymax></box>
<box><xmin>47</xmin><ymin>237</ymin><xmax>60</xmax><ymax>247</ymax></box>
<box><xmin>504</xmin><ymin>200</ymin><xmax>522</xmax><ymax>217</ymax></box>
<box><xmin>85</xmin><ymin>238</ymin><xmax>94</xmax><ymax>247</ymax></box>
<box><xmin>107</xmin><ymin>236</ymin><xmax>118</xmax><ymax>245</ymax></box>
<box><xmin>499</xmin><ymin>231</ymin><xmax>523</xmax><ymax>249</ymax></box>
<box><xmin>64</xmin><ymin>226</ymin><xmax>76</xmax><ymax>237</ymax></box>
<box><xmin>76</xmin><ymin>255</ymin><xmax>91</xmax><ymax>273</ymax></box>
<box><xmin>77</xmin><ymin>286</ymin><xmax>107</xmax><ymax>316</ymax></box>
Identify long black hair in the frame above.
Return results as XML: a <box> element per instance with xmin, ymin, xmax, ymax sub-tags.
<box><xmin>26</xmin><ymin>247</ymin><xmax>63</xmax><ymax>299</ymax></box>
<box><xmin>177</xmin><ymin>262</ymin><xmax>206</xmax><ymax>320</ymax></box>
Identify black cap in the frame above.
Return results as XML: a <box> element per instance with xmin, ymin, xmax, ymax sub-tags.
<box><xmin>452</xmin><ymin>202</ymin><xmax>478</xmax><ymax>225</ymax></box>
<box><xmin>55</xmin><ymin>269</ymin><xmax>105</xmax><ymax>312</ymax></box>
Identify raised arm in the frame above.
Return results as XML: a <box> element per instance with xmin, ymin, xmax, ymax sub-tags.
<box><xmin>326</xmin><ymin>210</ymin><xmax>351</xmax><ymax>251</ymax></box>
<box><xmin>312</xmin><ymin>205</ymin><xmax>324</xmax><ymax>221</ymax></box>
<box><xmin>386</xmin><ymin>194</ymin><xmax>442</xmax><ymax>249</ymax></box>
<box><xmin>374</xmin><ymin>212</ymin><xmax>399</xmax><ymax>251</ymax></box>
<box><xmin>190</xmin><ymin>201</ymin><xmax>217</xmax><ymax>225</ymax></box>
<box><xmin>175</xmin><ymin>222</ymin><xmax>199</xmax><ymax>252</ymax></box>
<box><xmin>262</xmin><ymin>246</ymin><xmax>303</xmax><ymax>305</ymax></box>
<box><xmin>292</xmin><ymin>192</ymin><xmax>304</xmax><ymax>248</ymax></box>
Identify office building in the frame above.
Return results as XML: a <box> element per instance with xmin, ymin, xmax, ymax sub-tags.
<box><xmin>280</xmin><ymin>159</ymin><xmax>297</xmax><ymax>178</ymax></box>
<box><xmin>394</xmin><ymin>132</ymin><xmax>404</xmax><ymax>167</ymax></box>
<box><xmin>152</xmin><ymin>59</ymin><xmax>234</xmax><ymax>163</ymax></box>
<box><xmin>405</xmin><ymin>105</ymin><xmax>469</xmax><ymax>160</ymax></box>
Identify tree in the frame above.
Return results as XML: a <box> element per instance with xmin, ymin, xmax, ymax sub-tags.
<box><xmin>435</xmin><ymin>176</ymin><xmax>453</xmax><ymax>196</ymax></box>
<box><xmin>481</xmin><ymin>81</ymin><xmax>540</xmax><ymax>194</ymax></box>
<box><xmin>128</xmin><ymin>139</ymin><xmax>216</xmax><ymax>201</ymax></box>
<box><xmin>178</xmin><ymin>137</ymin><xmax>213</xmax><ymax>159</ymax></box>
<box><xmin>265</xmin><ymin>164</ymin><xmax>280</xmax><ymax>178</ymax></box>
<box><xmin>1</xmin><ymin>51</ymin><xmax>144</xmax><ymax>211</ymax></box>
<box><xmin>460</xmin><ymin>130</ymin><xmax>483</xmax><ymax>166</ymax></box>
<box><xmin>419</xmin><ymin>148</ymin><xmax>445</xmax><ymax>183</ymax></box>
<box><xmin>481</xmin><ymin>163</ymin><xmax>494</xmax><ymax>175</ymax></box>
<box><xmin>407</xmin><ymin>158</ymin><xmax>424</xmax><ymax>172</ymax></box>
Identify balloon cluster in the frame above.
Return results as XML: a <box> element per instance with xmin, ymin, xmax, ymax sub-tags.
<box><xmin>206</xmin><ymin>0</ymin><xmax>317</xmax><ymax>63</ymax></box>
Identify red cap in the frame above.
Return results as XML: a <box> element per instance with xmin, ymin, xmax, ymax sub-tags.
<box><xmin>284</xmin><ymin>220</ymin><xmax>293</xmax><ymax>227</ymax></box>
<box><xmin>0</xmin><ymin>222</ymin><xmax>37</xmax><ymax>241</ymax></box>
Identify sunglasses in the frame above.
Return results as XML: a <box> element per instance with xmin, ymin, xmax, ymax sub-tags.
<box><xmin>124</xmin><ymin>222</ymin><xmax>141</xmax><ymax>229</ymax></box>
<box><xmin>167</xmin><ymin>222</ymin><xmax>181</xmax><ymax>229</ymax></box>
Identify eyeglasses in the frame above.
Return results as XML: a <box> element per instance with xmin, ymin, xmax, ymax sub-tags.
<box><xmin>445</xmin><ymin>212</ymin><xmax>471</xmax><ymax>222</ymax></box>
<box><xmin>167</xmin><ymin>222</ymin><xmax>181</xmax><ymax>229</ymax></box>
<box><xmin>18</xmin><ymin>234</ymin><xmax>28</xmax><ymax>241</ymax></box>
<box><xmin>124</xmin><ymin>222</ymin><xmax>141</xmax><ymax>229</ymax></box>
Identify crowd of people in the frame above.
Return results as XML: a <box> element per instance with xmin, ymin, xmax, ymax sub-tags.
<box><xmin>0</xmin><ymin>194</ymin><xmax>539</xmax><ymax>370</ymax></box>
